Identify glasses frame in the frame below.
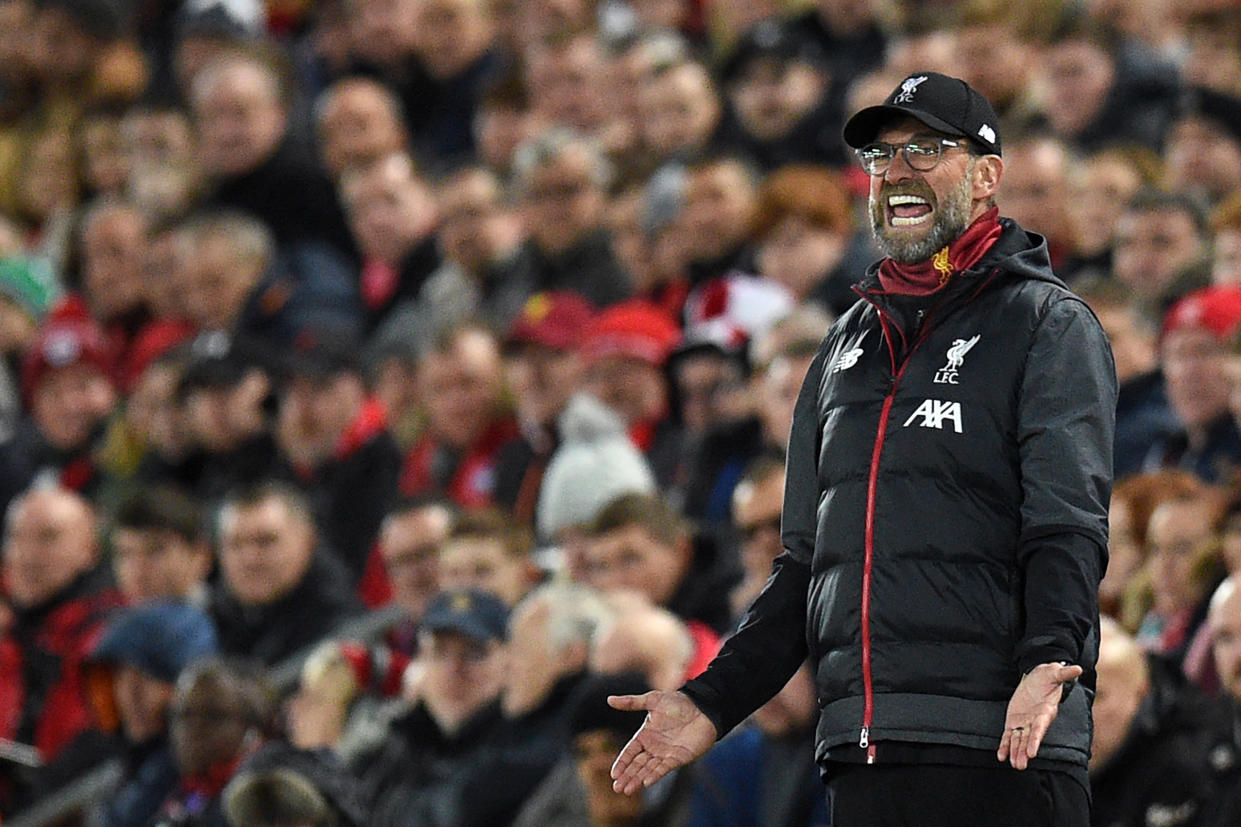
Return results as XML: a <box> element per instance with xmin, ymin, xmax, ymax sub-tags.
<box><xmin>855</xmin><ymin>137</ymin><xmax>967</xmax><ymax>176</ymax></box>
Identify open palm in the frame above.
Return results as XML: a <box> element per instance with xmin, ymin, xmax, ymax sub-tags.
<box><xmin>608</xmin><ymin>690</ymin><xmax>718</xmax><ymax>795</ymax></box>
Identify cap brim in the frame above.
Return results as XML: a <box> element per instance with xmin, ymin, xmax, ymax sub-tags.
<box><xmin>843</xmin><ymin>104</ymin><xmax>965</xmax><ymax>148</ymax></box>
<box><xmin>422</xmin><ymin>618</ymin><xmax>498</xmax><ymax>643</ymax></box>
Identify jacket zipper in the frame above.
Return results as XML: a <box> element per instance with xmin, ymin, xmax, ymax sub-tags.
<box><xmin>854</xmin><ymin>293</ymin><xmax>944</xmax><ymax>764</ymax></box>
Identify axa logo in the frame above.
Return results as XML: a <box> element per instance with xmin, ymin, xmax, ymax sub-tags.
<box><xmin>933</xmin><ymin>335</ymin><xmax>979</xmax><ymax>385</ymax></box>
<box><xmin>832</xmin><ymin>347</ymin><xmax>864</xmax><ymax>373</ymax></box>
<box><xmin>893</xmin><ymin>75</ymin><xmax>928</xmax><ymax>104</ymax></box>
<box><xmin>903</xmin><ymin>399</ymin><xmax>963</xmax><ymax>433</ymax></box>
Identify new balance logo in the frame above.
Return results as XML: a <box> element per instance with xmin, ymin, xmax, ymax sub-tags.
<box><xmin>903</xmin><ymin>399</ymin><xmax>963</xmax><ymax>433</ymax></box>
<box><xmin>832</xmin><ymin>347</ymin><xmax>864</xmax><ymax>373</ymax></box>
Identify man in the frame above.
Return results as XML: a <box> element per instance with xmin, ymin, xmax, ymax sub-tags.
<box><xmin>0</xmin><ymin>314</ymin><xmax>117</xmax><ymax>516</ymax></box>
<box><xmin>209</xmin><ymin>481</ymin><xmax>362</xmax><ymax>665</ymax></box>
<box><xmin>369</xmin><ymin>165</ymin><xmax>535</xmax><ymax>351</ymax></box>
<box><xmin>190</xmin><ymin>51</ymin><xmax>355</xmax><ymax>257</ymax></box>
<box><xmin>1163</xmin><ymin>87</ymin><xmax>1241</xmax><ymax>208</ymax></box>
<box><xmin>339</xmin><ymin>152</ymin><xmax>440</xmax><ymax>332</ymax></box>
<box><xmin>273</xmin><ymin>332</ymin><xmax>401</xmax><ymax>583</ymax></box>
<box><xmin>1112</xmin><ymin>190</ymin><xmax>1211</xmax><ymax>309</ymax></box>
<box><xmin>1204</xmin><ymin>576</ymin><xmax>1241</xmax><ymax>824</ymax></box>
<box><xmin>492</xmin><ymin>291</ymin><xmax>594</xmax><ymax>524</ymax></box>
<box><xmin>158</xmin><ymin>657</ymin><xmax>276</xmax><ymax>825</ymax></box>
<box><xmin>512</xmin><ymin>128</ymin><xmax>632</xmax><ymax>308</ymax></box>
<box><xmin>360</xmin><ymin>588</ymin><xmax>509</xmax><ymax>825</ymax></box>
<box><xmin>609</xmin><ymin>72</ymin><xmax>1116</xmax><ymax>825</ymax></box>
<box><xmin>458</xmin><ymin>582</ymin><xmax>614</xmax><ymax>824</ymax></box>
<box><xmin>314</xmin><ymin>77</ymin><xmax>410</xmax><ymax>182</ymax></box>
<box><xmin>109</xmin><ymin>484</ymin><xmax>213</xmax><ymax>605</ymax></box>
<box><xmin>720</xmin><ymin>19</ymin><xmax>844</xmax><ymax>170</ymax></box>
<box><xmin>1090</xmin><ymin>616</ymin><xmax>1215</xmax><ymax>827</ymax></box>
<box><xmin>582</xmin><ymin>492</ymin><xmax>737</xmax><ymax>636</ymax></box>
<box><xmin>1145</xmin><ymin>286</ymin><xmax>1241</xmax><ymax>483</ymax></box>
<box><xmin>399</xmin><ymin>323</ymin><xmax>517</xmax><ymax>509</ymax></box>
<box><xmin>87</xmin><ymin>602</ymin><xmax>220</xmax><ymax>827</ymax></box>
<box><xmin>0</xmin><ymin>487</ymin><xmax>123</xmax><ymax>815</ymax></box>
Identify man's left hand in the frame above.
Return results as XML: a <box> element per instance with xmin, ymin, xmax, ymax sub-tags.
<box><xmin>996</xmin><ymin>662</ymin><xmax>1082</xmax><ymax>770</ymax></box>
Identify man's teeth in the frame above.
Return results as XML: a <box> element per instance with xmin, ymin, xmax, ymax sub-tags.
<box><xmin>888</xmin><ymin>194</ymin><xmax>932</xmax><ymax>226</ymax></box>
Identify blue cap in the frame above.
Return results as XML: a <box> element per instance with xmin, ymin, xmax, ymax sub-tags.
<box><xmin>92</xmin><ymin>602</ymin><xmax>219</xmax><ymax>683</ymax></box>
<box><xmin>421</xmin><ymin>589</ymin><xmax>509</xmax><ymax>643</ymax></box>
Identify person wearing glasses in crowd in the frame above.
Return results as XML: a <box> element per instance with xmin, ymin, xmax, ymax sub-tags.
<box><xmin>609</xmin><ymin>72</ymin><xmax>1116</xmax><ymax>825</ymax></box>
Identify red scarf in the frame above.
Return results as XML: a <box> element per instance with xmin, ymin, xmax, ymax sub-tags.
<box><xmin>878</xmin><ymin>208</ymin><xmax>1002</xmax><ymax>296</ymax></box>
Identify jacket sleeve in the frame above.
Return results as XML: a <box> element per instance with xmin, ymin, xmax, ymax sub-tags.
<box><xmin>1015</xmin><ymin>296</ymin><xmax>1116</xmax><ymax>670</ymax></box>
<box><xmin>680</xmin><ymin>346</ymin><xmax>827</xmax><ymax>737</ymax></box>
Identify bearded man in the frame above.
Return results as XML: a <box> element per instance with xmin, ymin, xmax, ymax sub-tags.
<box><xmin>609</xmin><ymin>72</ymin><xmax>1116</xmax><ymax>826</ymax></box>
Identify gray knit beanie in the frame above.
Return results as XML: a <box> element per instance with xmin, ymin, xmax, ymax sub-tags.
<box><xmin>536</xmin><ymin>393</ymin><xmax>656</xmax><ymax>542</ymax></box>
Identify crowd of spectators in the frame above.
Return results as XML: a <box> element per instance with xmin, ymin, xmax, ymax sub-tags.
<box><xmin>1</xmin><ymin>0</ymin><xmax>1241</xmax><ymax>823</ymax></box>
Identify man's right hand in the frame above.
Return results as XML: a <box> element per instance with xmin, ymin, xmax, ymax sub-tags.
<box><xmin>607</xmin><ymin>690</ymin><xmax>718</xmax><ymax>795</ymax></box>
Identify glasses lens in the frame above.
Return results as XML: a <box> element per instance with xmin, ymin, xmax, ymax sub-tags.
<box><xmin>904</xmin><ymin>140</ymin><xmax>943</xmax><ymax>171</ymax></box>
<box><xmin>857</xmin><ymin>144</ymin><xmax>892</xmax><ymax>175</ymax></box>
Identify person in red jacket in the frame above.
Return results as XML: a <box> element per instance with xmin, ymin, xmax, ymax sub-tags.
<box><xmin>0</xmin><ymin>486</ymin><xmax>123</xmax><ymax>815</ymax></box>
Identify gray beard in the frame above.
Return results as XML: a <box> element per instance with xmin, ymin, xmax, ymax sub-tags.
<box><xmin>869</xmin><ymin>168</ymin><xmax>975</xmax><ymax>263</ymax></box>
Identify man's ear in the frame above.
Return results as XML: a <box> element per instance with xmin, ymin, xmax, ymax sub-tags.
<box><xmin>973</xmin><ymin>155</ymin><xmax>1003</xmax><ymax>201</ymax></box>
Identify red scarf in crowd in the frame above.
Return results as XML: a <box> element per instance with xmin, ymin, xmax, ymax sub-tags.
<box><xmin>878</xmin><ymin>207</ymin><xmax>1002</xmax><ymax>296</ymax></box>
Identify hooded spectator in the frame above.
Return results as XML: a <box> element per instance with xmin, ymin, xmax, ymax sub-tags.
<box><xmin>224</xmin><ymin>740</ymin><xmax>368</xmax><ymax>827</ymax></box>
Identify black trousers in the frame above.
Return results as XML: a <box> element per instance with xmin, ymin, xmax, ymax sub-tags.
<box><xmin>825</xmin><ymin>763</ymin><xmax>1089</xmax><ymax>827</ymax></box>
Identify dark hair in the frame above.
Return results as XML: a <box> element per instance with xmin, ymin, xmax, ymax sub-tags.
<box><xmin>587</xmin><ymin>492</ymin><xmax>690</xmax><ymax>546</ymax></box>
<box><xmin>174</xmin><ymin>655</ymin><xmax>278</xmax><ymax>735</ymax></box>
<box><xmin>737</xmin><ymin>447</ymin><xmax>787</xmax><ymax>492</ymax></box>
<box><xmin>220</xmin><ymin>480</ymin><xmax>316</xmax><ymax>530</ymax></box>
<box><xmin>112</xmin><ymin>485</ymin><xmax>204</xmax><ymax>543</ymax></box>
<box><xmin>1122</xmin><ymin>188</ymin><xmax>1211</xmax><ymax>240</ymax></box>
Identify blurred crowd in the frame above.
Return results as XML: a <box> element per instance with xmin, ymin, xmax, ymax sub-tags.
<box><xmin>1</xmin><ymin>0</ymin><xmax>1241</xmax><ymax>824</ymax></box>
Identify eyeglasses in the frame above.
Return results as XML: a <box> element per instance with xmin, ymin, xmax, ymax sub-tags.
<box><xmin>856</xmin><ymin>137</ymin><xmax>966</xmax><ymax>176</ymax></box>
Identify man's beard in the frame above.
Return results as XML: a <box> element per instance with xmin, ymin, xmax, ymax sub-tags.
<box><xmin>869</xmin><ymin>165</ymin><xmax>975</xmax><ymax>263</ymax></box>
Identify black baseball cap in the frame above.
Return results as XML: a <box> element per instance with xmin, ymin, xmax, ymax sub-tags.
<box><xmin>843</xmin><ymin>71</ymin><xmax>1002</xmax><ymax>156</ymax></box>
<box><xmin>421</xmin><ymin>588</ymin><xmax>509</xmax><ymax>643</ymax></box>
<box><xmin>721</xmin><ymin>19</ymin><xmax>827</xmax><ymax>85</ymax></box>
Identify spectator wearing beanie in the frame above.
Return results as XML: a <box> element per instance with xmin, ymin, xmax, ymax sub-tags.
<box><xmin>0</xmin><ymin>312</ymin><xmax>117</xmax><ymax>517</ymax></box>
<box><xmin>1144</xmin><ymin>285</ymin><xmax>1241</xmax><ymax>482</ymax></box>
<box><xmin>536</xmin><ymin>392</ymin><xmax>656</xmax><ymax>580</ymax></box>
<box><xmin>580</xmin><ymin>299</ymin><xmax>683</xmax><ymax>488</ymax></box>
<box><xmin>493</xmin><ymin>291</ymin><xmax>595</xmax><ymax>525</ymax></box>
<box><xmin>87</xmin><ymin>602</ymin><xmax>219</xmax><ymax>827</ymax></box>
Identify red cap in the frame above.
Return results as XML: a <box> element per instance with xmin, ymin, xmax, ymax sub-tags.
<box><xmin>1161</xmin><ymin>286</ymin><xmax>1241</xmax><ymax>343</ymax></box>
<box><xmin>507</xmin><ymin>291</ymin><xmax>596</xmax><ymax>350</ymax></box>
<box><xmin>21</xmin><ymin>316</ymin><xmax>114</xmax><ymax>402</ymax></box>
<box><xmin>580</xmin><ymin>300</ymin><xmax>682</xmax><ymax>366</ymax></box>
